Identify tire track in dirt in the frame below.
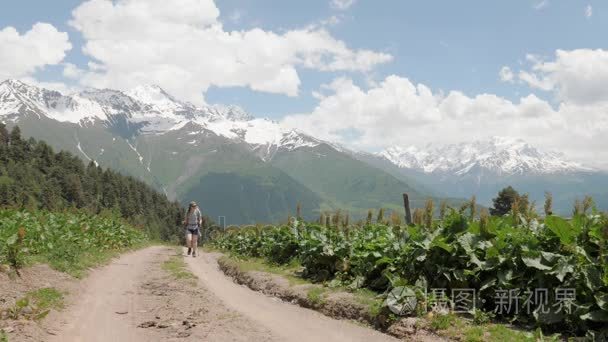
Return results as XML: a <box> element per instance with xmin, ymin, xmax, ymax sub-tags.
<box><xmin>42</xmin><ymin>246</ymin><xmax>277</xmax><ymax>342</ymax></box>
<box><xmin>185</xmin><ymin>251</ymin><xmax>400</xmax><ymax>342</ymax></box>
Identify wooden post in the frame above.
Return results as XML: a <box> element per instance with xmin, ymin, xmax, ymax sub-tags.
<box><xmin>403</xmin><ymin>193</ymin><xmax>412</xmax><ymax>226</ymax></box>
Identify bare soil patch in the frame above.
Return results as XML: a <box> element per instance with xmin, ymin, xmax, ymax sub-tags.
<box><xmin>0</xmin><ymin>264</ymin><xmax>77</xmax><ymax>340</ymax></box>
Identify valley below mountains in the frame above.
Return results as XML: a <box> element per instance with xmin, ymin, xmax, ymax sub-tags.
<box><xmin>2</xmin><ymin>79</ymin><xmax>605</xmax><ymax>222</ymax></box>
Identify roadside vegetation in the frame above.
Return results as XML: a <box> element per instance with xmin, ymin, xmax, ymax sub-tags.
<box><xmin>1</xmin><ymin>287</ymin><xmax>64</xmax><ymax>322</ymax></box>
<box><xmin>0</xmin><ymin>125</ymin><xmax>185</xmax><ymax>277</ymax></box>
<box><xmin>212</xmin><ymin>194</ymin><xmax>608</xmax><ymax>340</ymax></box>
<box><xmin>0</xmin><ymin>209</ymin><xmax>147</xmax><ymax>277</ymax></box>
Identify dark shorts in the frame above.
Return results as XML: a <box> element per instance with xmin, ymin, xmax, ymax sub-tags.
<box><xmin>186</xmin><ymin>226</ymin><xmax>200</xmax><ymax>236</ymax></box>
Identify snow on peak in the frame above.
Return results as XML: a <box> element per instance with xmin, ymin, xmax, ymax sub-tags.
<box><xmin>0</xmin><ymin>79</ymin><xmax>328</xmax><ymax>157</ymax></box>
<box><xmin>127</xmin><ymin>84</ymin><xmax>182</xmax><ymax>113</ymax></box>
<box><xmin>0</xmin><ymin>79</ymin><xmax>62</xmax><ymax>121</ymax></box>
<box><xmin>379</xmin><ymin>137</ymin><xmax>591</xmax><ymax>175</ymax></box>
<box><xmin>279</xmin><ymin>130</ymin><xmax>321</xmax><ymax>151</ymax></box>
<box><xmin>211</xmin><ymin>104</ymin><xmax>254</xmax><ymax>121</ymax></box>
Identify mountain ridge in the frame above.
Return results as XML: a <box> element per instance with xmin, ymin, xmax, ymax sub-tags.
<box><xmin>377</xmin><ymin>137</ymin><xmax>592</xmax><ymax>177</ymax></box>
<box><xmin>1</xmin><ymin>79</ymin><xmax>439</xmax><ymax>224</ymax></box>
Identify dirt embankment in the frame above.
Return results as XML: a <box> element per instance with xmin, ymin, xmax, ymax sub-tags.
<box><xmin>216</xmin><ymin>256</ymin><xmax>443</xmax><ymax>341</ymax></box>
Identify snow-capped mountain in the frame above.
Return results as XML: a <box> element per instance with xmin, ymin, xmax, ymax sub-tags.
<box><xmin>1</xmin><ymin>79</ymin><xmax>440</xmax><ymax>223</ymax></box>
<box><xmin>378</xmin><ymin>137</ymin><xmax>591</xmax><ymax>176</ymax></box>
<box><xmin>360</xmin><ymin>137</ymin><xmax>608</xmax><ymax>215</ymax></box>
<box><xmin>4</xmin><ymin>79</ymin><xmax>605</xmax><ymax>218</ymax></box>
<box><xmin>0</xmin><ymin>79</ymin><xmax>320</xmax><ymax>158</ymax></box>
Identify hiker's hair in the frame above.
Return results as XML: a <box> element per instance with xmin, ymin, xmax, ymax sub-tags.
<box><xmin>187</xmin><ymin>203</ymin><xmax>196</xmax><ymax>216</ymax></box>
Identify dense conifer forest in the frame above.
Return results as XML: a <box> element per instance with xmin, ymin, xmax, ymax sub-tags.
<box><xmin>0</xmin><ymin>124</ymin><xmax>184</xmax><ymax>240</ymax></box>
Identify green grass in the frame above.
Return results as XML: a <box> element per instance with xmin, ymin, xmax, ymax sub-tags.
<box><xmin>27</xmin><ymin>287</ymin><xmax>64</xmax><ymax>311</ymax></box>
<box><xmin>2</xmin><ymin>287</ymin><xmax>65</xmax><ymax>321</ymax></box>
<box><xmin>162</xmin><ymin>253</ymin><xmax>196</xmax><ymax>284</ymax></box>
<box><xmin>352</xmin><ymin>288</ymin><xmax>383</xmax><ymax>317</ymax></box>
<box><xmin>425</xmin><ymin>313</ymin><xmax>558</xmax><ymax>342</ymax></box>
<box><xmin>306</xmin><ymin>287</ymin><xmax>326</xmax><ymax>306</ymax></box>
<box><xmin>429</xmin><ymin>312</ymin><xmax>458</xmax><ymax>330</ymax></box>
<box><xmin>221</xmin><ymin>256</ymin><xmax>308</xmax><ymax>286</ymax></box>
<box><xmin>26</xmin><ymin>241</ymin><xmax>150</xmax><ymax>278</ymax></box>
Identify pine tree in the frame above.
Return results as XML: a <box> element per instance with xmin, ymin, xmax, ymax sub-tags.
<box><xmin>0</xmin><ymin>126</ymin><xmax>184</xmax><ymax>241</ymax></box>
<box><xmin>490</xmin><ymin>186</ymin><xmax>520</xmax><ymax>216</ymax></box>
<box><xmin>376</xmin><ymin>208</ymin><xmax>384</xmax><ymax>224</ymax></box>
<box><xmin>544</xmin><ymin>192</ymin><xmax>553</xmax><ymax>216</ymax></box>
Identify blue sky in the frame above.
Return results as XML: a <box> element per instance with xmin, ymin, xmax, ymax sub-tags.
<box><xmin>0</xmin><ymin>0</ymin><xmax>602</xmax><ymax>118</ymax></box>
<box><xmin>1</xmin><ymin>0</ymin><xmax>608</xmax><ymax>167</ymax></box>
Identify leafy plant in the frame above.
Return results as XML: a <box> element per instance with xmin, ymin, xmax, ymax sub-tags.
<box><xmin>0</xmin><ymin>209</ymin><xmax>146</xmax><ymax>275</ymax></box>
<box><xmin>211</xmin><ymin>208</ymin><xmax>608</xmax><ymax>336</ymax></box>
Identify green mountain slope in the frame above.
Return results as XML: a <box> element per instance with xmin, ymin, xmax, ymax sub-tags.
<box><xmin>182</xmin><ymin>170</ymin><xmax>322</xmax><ymax>224</ymax></box>
<box><xmin>0</xmin><ymin>123</ymin><xmax>182</xmax><ymax>240</ymax></box>
<box><xmin>9</xmin><ymin>120</ymin><xmax>323</xmax><ymax>224</ymax></box>
<box><xmin>270</xmin><ymin>144</ymin><xmax>430</xmax><ymax>217</ymax></box>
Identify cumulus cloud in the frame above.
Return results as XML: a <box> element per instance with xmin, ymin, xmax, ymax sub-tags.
<box><xmin>533</xmin><ymin>0</ymin><xmax>549</xmax><ymax>10</ymax></box>
<box><xmin>282</xmin><ymin>73</ymin><xmax>608</xmax><ymax>169</ymax></box>
<box><xmin>0</xmin><ymin>23</ymin><xmax>72</xmax><ymax>80</ymax></box>
<box><xmin>516</xmin><ymin>49</ymin><xmax>608</xmax><ymax>105</ymax></box>
<box><xmin>68</xmin><ymin>0</ymin><xmax>391</xmax><ymax>104</ymax></box>
<box><xmin>585</xmin><ymin>4</ymin><xmax>593</xmax><ymax>18</ymax></box>
<box><xmin>330</xmin><ymin>0</ymin><xmax>356</xmax><ymax>10</ymax></box>
<box><xmin>63</xmin><ymin>63</ymin><xmax>83</xmax><ymax>79</ymax></box>
<box><xmin>499</xmin><ymin>66</ymin><xmax>514</xmax><ymax>82</ymax></box>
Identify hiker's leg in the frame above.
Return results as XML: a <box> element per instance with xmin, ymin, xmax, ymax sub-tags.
<box><xmin>186</xmin><ymin>232</ymin><xmax>192</xmax><ymax>248</ymax></box>
<box><xmin>192</xmin><ymin>232</ymin><xmax>199</xmax><ymax>254</ymax></box>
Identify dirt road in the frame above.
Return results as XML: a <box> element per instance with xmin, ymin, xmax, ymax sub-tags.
<box><xmin>185</xmin><ymin>251</ymin><xmax>399</xmax><ymax>342</ymax></box>
<box><xmin>44</xmin><ymin>246</ymin><xmax>277</xmax><ymax>342</ymax></box>
<box><xmin>15</xmin><ymin>246</ymin><xmax>398</xmax><ymax>341</ymax></box>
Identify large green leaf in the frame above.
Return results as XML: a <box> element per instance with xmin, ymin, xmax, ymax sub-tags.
<box><xmin>544</xmin><ymin>216</ymin><xmax>580</xmax><ymax>245</ymax></box>
<box><xmin>595</xmin><ymin>293</ymin><xmax>608</xmax><ymax>311</ymax></box>
<box><xmin>580</xmin><ymin>310</ymin><xmax>608</xmax><ymax>322</ymax></box>
<box><xmin>534</xmin><ymin>306</ymin><xmax>564</xmax><ymax>324</ymax></box>
<box><xmin>549</xmin><ymin>256</ymin><xmax>575</xmax><ymax>282</ymax></box>
<box><xmin>5</xmin><ymin>234</ymin><xmax>17</xmax><ymax>246</ymax></box>
<box><xmin>521</xmin><ymin>256</ymin><xmax>552</xmax><ymax>270</ymax></box>
<box><xmin>583</xmin><ymin>266</ymin><xmax>603</xmax><ymax>292</ymax></box>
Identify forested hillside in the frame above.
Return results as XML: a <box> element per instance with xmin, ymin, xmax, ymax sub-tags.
<box><xmin>0</xmin><ymin>124</ymin><xmax>183</xmax><ymax>240</ymax></box>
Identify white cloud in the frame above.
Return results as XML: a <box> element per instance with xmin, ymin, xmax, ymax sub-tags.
<box><xmin>0</xmin><ymin>23</ymin><xmax>72</xmax><ymax>80</ymax></box>
<box><xmin>228</xmin><ymin>9</ymin><xmax>243</xmax><ymax>24</ymax></box>
<box><xmin>533</xmin><ymin>0</ymin><xmax>549</xmax><ymax>10</ymax></box>
<box><xmin>68</xmin><ymin>0</ymin><xmax>391</xmax><ymax>104</ymax></box>
<box><xmin>499</xmin><ymin>66</ymin><xmax>514</xmax><ymax>82</ymax></box>
<box><xmin>282</xmin><ymin>73</ymin><xmax>608</xmax><ymax>169</ymax></box>
<box><xmin>516</xmin><ymin>49</ymin><xmax>608</xmax><ymax>105</ymax></box>
<box><xmin>585</xmin><ymin>4</ymin><xmax>593</xmax><ymax>18</ymax></box>
<box><xmin>63</xmin><ymin>63</ymin><xmax>83</xmax><ymax>79</ymax></box>
<box><xmin>330</xmin><ymin>0</ymin><xmax>356</xmax><ymax>10</ymax></box>
<box><xmin>19</xmin><ymin>76</ymin><xmax>80</xmax><ymax>95</ymax></box>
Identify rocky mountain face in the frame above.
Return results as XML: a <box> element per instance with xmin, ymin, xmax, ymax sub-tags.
<box><xmin>5</xmin><ymin>78</ymin><xmax>604</xmax><ymax>219</ymax></box>
<box><xmin>0</xmin><ymin>79</ymin><xmax>432</xmax><ymax>224</ymax></box>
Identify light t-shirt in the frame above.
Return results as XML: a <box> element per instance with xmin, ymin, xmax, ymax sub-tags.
<box><xmin>186</xmin><ymin>208</ymin><xmax>201</xmax><ymax>226</ymax></box>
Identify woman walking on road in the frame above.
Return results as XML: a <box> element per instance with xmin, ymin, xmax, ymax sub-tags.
<box><xmin>183</xmin><ymin>201</ymin><xmax>202</xmax><ymax>257</ymax></box>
